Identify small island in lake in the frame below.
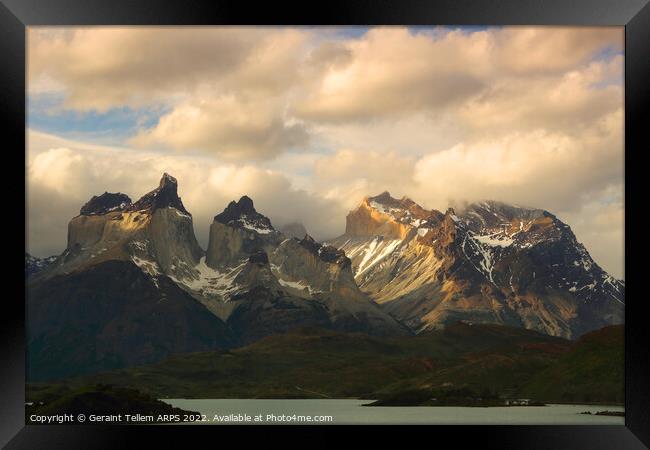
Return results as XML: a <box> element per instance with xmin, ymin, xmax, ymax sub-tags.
<box><xmin>364</xmin><ymin>387</ymin><xmax>545</xmax><ymax>407</ymax></box>
<box><xmin>579</xmin><ymin>410</ymin><xmax>625</xmax><ymax>417</ymax></box>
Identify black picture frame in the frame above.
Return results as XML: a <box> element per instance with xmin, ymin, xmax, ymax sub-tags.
<box><xmin>3</xmin><ymin>0</ymin><xmax>649</xmax><ymax>448</ymax></box>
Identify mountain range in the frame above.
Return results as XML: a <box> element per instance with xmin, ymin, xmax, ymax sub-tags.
<box><xmin>328</xmin><ymin>192</ymin><xmax>624</xmax><ymax>338</ymax></box>
<box><xmin>26</xmin><ymin>173</ymin><xmax>624</xmax><ymax>380</ymax></box>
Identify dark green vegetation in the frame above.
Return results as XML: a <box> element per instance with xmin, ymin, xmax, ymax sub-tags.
<box><xmin>27</xmin><ymin>261</ymin><xmax>234</xmax><ymax>381</ymax></box>
<box><xmin>26</xmin><ymin>384</ymin><xmax>199</xmax><ymax>423</ymax></box>
<box><xmin>364</xmin><ymin>387</ymin><xmax>508</xmax><ymax>407</ymax></box>
<box><xmin>519</xmin><ymin>325</ymin><xmax>624</xmax><ymax>404</ymax></box>
<box><xmin>26</xmin><ymin>323</ymin><xmax>624</xmax><ymax>406</ymax></box>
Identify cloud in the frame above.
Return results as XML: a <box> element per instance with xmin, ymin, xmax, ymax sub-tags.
<box><xmin>29</xmin><ymin>27</ymin><xmax>315</xmax><ymax>160</ymax></box>
<box><xmin>26</xmin><ymin>131</ymin><xmax>346</xmax><ymax>258</ymax></box>
<box><xmin>293</xmin><ymin>28</ymin><xmax>487</xmax><ymax>122</ymax></box>
<box><xmin>202</xmin><ymin>165</ymin><xmax>347</xmax><ymax>238</ymax></box>
<box><xmin>28</xmin><ymin>26</ymin><xmax>624</xmax><ymax>162</ymax></box>
<box><xmin>292</xmin><ymin>27</ymin><xmax>622</xmax><ymax>123</ymax></box>
<box><xmin>315</xmin><ymin>149</ymin><xmax>415</xmax><ymax>183</ymax></box>
<box><xmin>26</xmin><ymin>27</ymin><xmax>625</xmax><ymax>277</ymax></box>
<box><xmin>312</xmin><ymin>149</ymin><xmax>417</xmax><ymax>209</ymax></box>
<box><xmin>28</xmin><ymin>27</ymin><xmax>311</xmax><ymax>111</ymax></box>
<box><xmin>493</xmin><ymin>27</ymin><xmax>622</xmax><ymax>75</ymax></box>
<box><xmin>457</xmin><ymin>56</ymin><xmax>623</xmax><ymax>136</ymax></box>
<box><xmin>129</xmin><ymin>95</ymin><xmax>309</xmax><ymax>160</ymax></box>
<box><xmin>411</xmin><ymin>108</ymin><xmax>623</xmax><ymax>213</ymax></box>
<box><xmin>558</xmin><ymin>185</ymin><xmax>624</xmax><ymax>280</ymax></box>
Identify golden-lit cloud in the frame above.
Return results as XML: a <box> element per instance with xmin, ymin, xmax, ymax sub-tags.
<box><xmin>129</xmin><ymin>95</ymin><xmax>309</xmax><ymax>159</ymax></box>
<box><xmin>410</xmin><ymin>110</ymin><xmax>623</xmax><ymax>213</ymax></box>
<box><xmin>26</xmin><ymin>26</ymin><xmax>625</xmax><ymax>277</ymax></box>
<box><xmin>27</xmin><ymin>131</ymin><xmax>347</xmax><ymax>258</ymax></box>
<box><xmin>28</xmin><ymin>27</ymin><xmax>311</xmax><ymax>110</ymax></box>
<box><xmin>293</xmin><ymin>27</ymin><xmax>622</xmax><ymax>122</ymax></box>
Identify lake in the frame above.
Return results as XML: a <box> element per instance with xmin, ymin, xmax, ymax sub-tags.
<box><xmin>161</xmin><ymin>399</ymin><xmax>625</xmax><ymax>425</ymax></box>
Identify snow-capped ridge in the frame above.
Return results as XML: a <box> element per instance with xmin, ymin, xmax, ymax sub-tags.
<box><xmin>214</xmin><ymin>195</ymin><xmax>275</xmax><ymax>235</ymax></box>
<box><xmin>329</xmin><ymin>193</ymin><xmax>624</xmax><ymax>339</ymax></box>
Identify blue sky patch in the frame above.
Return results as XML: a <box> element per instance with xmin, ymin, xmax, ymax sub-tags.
<box><xmin>28</xmin><ymin>93</ymin><xmax>168</xmax><ymax>146</ymax></box>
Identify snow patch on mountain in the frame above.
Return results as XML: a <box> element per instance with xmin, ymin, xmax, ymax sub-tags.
<box><xmin>131</xmin><ymin>256</ymin><xmax>161</xmax><ymax>275</ymax></box>
<box><xmin>131</xmin><ymin>256</ymin><xmax>162</xmax><ymax>287</ymax></box>
<box><xmin>237</xmin><ymin>216</ymin><xmax>274</xmax><ymax>234</ymax></box>
<box><xmin>461</xmin><ymin>234</ymin><xmax>500</xmax><ymax>285</ymax></box>
<box><xmin>277</xmin><ymin>278</ymin><xmax>323</xmax><ymax>295</ymax></box>
<box><xmin>471</xmin><ymin>232</ymin><xmax>514</xmax><ymax>248</ymax></box>
<box><xmin>173</xmin><ymin>257</ymin><xmax>244</xmax><ymax>300</ymax></box>
<box><xmin>173</xmin><ymin>208</ymin><xmax>192</xmax><ymax>219</ymax></box>
<box><xmin>367</xmin><ymin>193</ymin><xmax>438</xmax><ymax>232</ymax></box>
<box><xmin>358</xmin><ymin>238</ymin><xmax>402</xmax><ymax>276</ymax></box>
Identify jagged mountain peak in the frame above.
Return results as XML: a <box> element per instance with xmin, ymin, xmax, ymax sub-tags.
<box><xmin>461</xmin><ymin>200</ymin><xmax>550</xmax><ymax>224</ymax></box>
<box><xmin>128</xmin><ymin>173</ymin><xmax>190</xmax><ymax>216</ymax></box>
<box><xmin>160</xmin><ymin>172</ymin><xmax>177</xmax><ymax>187</ymax></box>
<box><xmin>453</xmin><ymin>200</ymin><xmax>570</xmax><ymax>248</ymax></box>
<box><xmin>214</xmin><ymin>195</ymin><xmax>275</xmax><ymax>235</ymax></box>
<box><xmin>230</xmin><ymin>195</ymin><xmax>257</xmax><ymax>214</ymax></box>
<box><xmin>370</xmin><ymin>190</ymin><xmax>394</xmax><ymax>202</ymax></box>
<box><xmin>367</xmin><ymin>192</ymin><xmax>441</xmax><ymax>222</ymax></box>
<box><xmin>367</xmin><ymin>191</ymin><xmax>417</xmax><ymax>210</ymax></box>
<box><xmin>215</xmin><ymin>196</ymin><xmax>257</xmax><ymax>221</ymax></box>
<box><xmin>345</xmin><ymin>191</ymin><xmax>443</xmax><ymax>239</ymax></box>
<box><xmin>49</xmin><ymin>172</ymin><xmax>202</xmax><ymax>281</ymax></box>
<box><xmin>297</xmin><ymin>234</ymin><xmax>322</xmax><ymax>255</ymax></box>
<box><xmin>79</xmin><ymin>192</ymin><xmax>132</xmax><ymax>216</ymax></box>
<box><xmin>298</xmin><ymin>234</ymin><xmax>350</xmax><ymax>267</ymax></box>
<box><xmin>299</xmin><ymin>233</ymin><xmax>317</xmax><ymax>243</ymax></box>
<box><xmin>330</xmin><ymin>191</ymin><xmax>624</xmax><ymax>339</ymax></box>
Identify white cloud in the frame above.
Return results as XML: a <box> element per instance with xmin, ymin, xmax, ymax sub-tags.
<box><xmin>557</xmin><ymin>184</ymin><xmax>624</xmax><ymax>280</ymax></box>
<box><xmin>457</xmin><ymin>57</ymin><xmax>623</xmax><ymax>137</ymax></box>
<box><xmin>129</xmin><ymin>95</ymin><xmax>308</xmax><ymax>160</ymax></box>
<box><xmin>26</xmin><ymin>131</ymin><xmax>346</xmax><ymax>258</ymax></box>
<box><xmin>312</xmin><ymin>149</ymin><xmax>417</xmax><ymax>210</ymax></box>
<box><xmin>28</xmin><ymin>27</ymin><xmax>311</xmax><ymax>110</ymax></box>
<box><xmin>293</xmin><ymin>27</ymin><xmax>622</xmax><ymax>123</ymax></box>
<box><xmin>26</xmin><ymin>27</ymin><xmax>625</xmax><ymax>278</ymax></box>
<box><xmin>411</xmin><ymin>110</ymin><xmax>623</xmax><ymax>213</ymax></box>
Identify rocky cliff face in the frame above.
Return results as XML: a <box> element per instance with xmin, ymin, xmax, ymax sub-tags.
<box><xmin>43</xmin><ymin>173</ymin><xmax>203</xmax><ymax>283</ymax></box>
<box><xmin>329</xmin><ymin>194</ymin><xmax>624</xmax><ymax>339</ymax></box>
<box><xmin>28</xmin><ymin>173</ymin><xmax>624</xmax><ymax>379</ymax></box>
<box><xmin>269</xmin><ymin>235</ymin><xmax>409</xmax><ymax>336</ymax></box>
<box><xmin>205</xmin><ymin>196</ymin><xmax>282</xmax><ymax>269</ymax></box>
<box><xmin>174</xmin><ymin>195</ymin><xmax>408</xmax><ymax>337</ymax></box>
<box><xmin>271</xmin><ymin>235</ymin><xmax>353</xmax><ymax>295</ymax></box>
<box><xmin>345</xmin><ymin>192</ymin><xmax>443</xmax><ymax>240</ymax></box>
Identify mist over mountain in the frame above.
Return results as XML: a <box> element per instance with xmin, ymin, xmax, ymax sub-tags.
<box><xmin>329</xmin><ymin>192</ymin><xmax>623</xmax><ymax>339</ymax></box>
<box><xmin>26</xmin><ymin>174</ymin><xmax>624</xmax><ymax>379</ymax></box>
<box><xmin>278</xmin><ymin>222</ymin><xmax>308</xmax><ymax>239</ymax></box>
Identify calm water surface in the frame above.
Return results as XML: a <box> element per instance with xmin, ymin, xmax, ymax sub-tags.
<box><xmin>161</xmin><ymin>399</ymin><xmax>624</xmax><ymax>425</ymax></box>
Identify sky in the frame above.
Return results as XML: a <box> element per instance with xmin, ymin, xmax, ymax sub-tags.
<box><xmin>26</xmin><ymin>26</ymin><xmax>625</xmax><ymax>279</ymax></box>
